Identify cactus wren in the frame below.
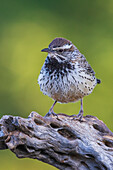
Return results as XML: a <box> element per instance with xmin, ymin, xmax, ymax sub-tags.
<box><xmin>38</xmin><ymin>38</ymin><xmax>101</xmax><ymax>119</ymax></box>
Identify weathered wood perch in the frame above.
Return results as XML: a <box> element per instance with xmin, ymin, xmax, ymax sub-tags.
<box><xmin>0</xmin><ymin>112</ymin><xmax>113</xmax><ymax>170</ymax></box>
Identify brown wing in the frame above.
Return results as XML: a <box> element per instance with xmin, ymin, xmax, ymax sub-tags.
<box><xmin>78</xmin><ymin>54</ymin><xmax>95</xmax><ymax>76</ymax></box>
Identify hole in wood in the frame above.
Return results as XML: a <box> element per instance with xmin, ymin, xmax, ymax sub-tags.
<box><xmin>58</xmin><ymin>128</ymin><xmax>77</xmax><ymax>140</ymax></box>
<box><xmin>50</xmin><ymin>123</ymin><xmax>61</xmax><ymax>129</ymax></box>
<box><xmin>103</xmin><ymin>139</ymin><xmax>113</xmax><ymax>147</ymax></box>
<box><xmin>27</xmin><ymin>126</ymin><xmax>34</xmax><ymax>130</ymax></box>
<box><xmin>93</xmin><ymin>124</ymin><xmax>105</xmax><ymax>133</ymax></box>
<box><xmin>85</xmin><ymin>154</ymin><xmax>95</xmax><ymax>159</ymax></box>
<box><xmin>97</xmin><ymin>142</ymin><xmax>102</xmax><ymax>146</ymax></box>
<box><xmin>16</xmin><ymin>144</ymin><xmax>28</xmax><ymax>153</ymax></box>
<box><xmin>34</xmin><ymin>118</ymin><xmax>44</xmax><ymax>125</ymax></box>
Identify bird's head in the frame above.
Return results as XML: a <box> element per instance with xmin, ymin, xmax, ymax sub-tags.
<box><xmin>41</xmin><ymin>38</ymin><xmax>79</xmax><ymax>62</ymax></box>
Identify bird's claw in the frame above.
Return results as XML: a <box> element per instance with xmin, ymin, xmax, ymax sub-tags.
<box><xmin>71</xmin><ymin>110</ymin><xmax>83</xmax><ymax>121</ymax></box>
<box><xmin>45</xmin><ymin>111</ymin><xmax>58</xmax><ymax>117</ymax></box>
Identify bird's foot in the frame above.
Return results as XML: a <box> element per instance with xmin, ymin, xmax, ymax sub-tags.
<box><xmin>45</xmin><ymin>110</ymin><xmax>58</xmax><ymax>117</ymax></box>
<box><xmin>45</xmin><ymin>100</ymin><xmax>58</xmax><ymax>118</ymax></box>
<box><xmin>72</xmin><ymin>110</ymin><xmax>83</xmax><ymax>121</ymax></box>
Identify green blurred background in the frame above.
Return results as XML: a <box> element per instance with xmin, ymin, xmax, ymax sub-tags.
<box><xmin>0</xmin><ymin>0</ymin><xmax>113</xmax><ymax>169</ymax></box>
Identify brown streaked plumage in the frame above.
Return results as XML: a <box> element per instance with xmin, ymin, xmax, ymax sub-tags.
<box><xmin>49</xmin><ymin>38</ymin><xmax>72</xmax><ymax>48</ymax></box>
<box><xmin>38</xmin><ymin>37</ymin><xmax>101</xmax><ymax>119</ymax></box>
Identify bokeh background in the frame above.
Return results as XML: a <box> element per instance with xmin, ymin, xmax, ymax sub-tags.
<box><xmin>0</xmin><ymin>0</ymin><xmax>113</xmax><ymax>169</ymax></box>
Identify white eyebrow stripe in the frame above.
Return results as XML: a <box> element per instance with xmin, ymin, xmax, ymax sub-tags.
<box><xmin>52</xmin><ymin>44</ymin><xmax>72</xmax><ymax>50</ymax></box>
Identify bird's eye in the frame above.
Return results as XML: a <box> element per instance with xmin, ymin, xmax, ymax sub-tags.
<box><xmin>58</xmin><ymin>49</ymin><xmax>63</xmax><ymax>52</ymax></box>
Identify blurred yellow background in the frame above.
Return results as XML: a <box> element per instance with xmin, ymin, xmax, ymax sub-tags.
<box><xmin>0</xmin><ymin>0</ymin><xmax>113</xmax><ymax>169</ymax></box>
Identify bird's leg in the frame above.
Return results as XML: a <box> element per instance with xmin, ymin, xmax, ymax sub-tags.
<box><xmin>76</xmin><ymin>98</ymin><xmax>84</xmax><ymax>120</ymax></box>
<box><xmin>49</xmin><ymin>100</ymin><xmax>57</xmax><ymax>113</ymax></box>
<box><xmin>45</xmin><ymin>100</ymin><xmax>57</xmax><ymax>117</ymax></box>
<box><xmin>72</xmin><ymin>99</ymin><xmax>84</xmax><ymax>121</ymax></box>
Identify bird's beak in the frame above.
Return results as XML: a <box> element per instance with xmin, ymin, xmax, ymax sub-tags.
<box><xmin>41</xmin><ymin>48</ymin><xmax>51</xmax><ymax>53</ymax></box>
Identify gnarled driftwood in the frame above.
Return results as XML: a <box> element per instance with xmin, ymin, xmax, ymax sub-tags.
<box><xmin>0</xmin><ymin>112</ymin><xmax>113</xmax><ymax>170</ymax></box>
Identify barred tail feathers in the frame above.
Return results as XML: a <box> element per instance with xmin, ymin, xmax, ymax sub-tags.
<box><xmin>97</xmin><ymin>79</ymin><xmax>101</xmax><ymax>84</ymax></box>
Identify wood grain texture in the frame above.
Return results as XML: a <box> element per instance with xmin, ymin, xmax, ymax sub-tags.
<box><xmin>0</xmin><ymin>112</ymin><xmax>113</xmax><ymax>170</ymax></box>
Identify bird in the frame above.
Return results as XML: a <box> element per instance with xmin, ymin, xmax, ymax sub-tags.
<box><xmin>38</xmin><ymin>37</ymin><xmax>101</xmax><ymax>120</ymax></box>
